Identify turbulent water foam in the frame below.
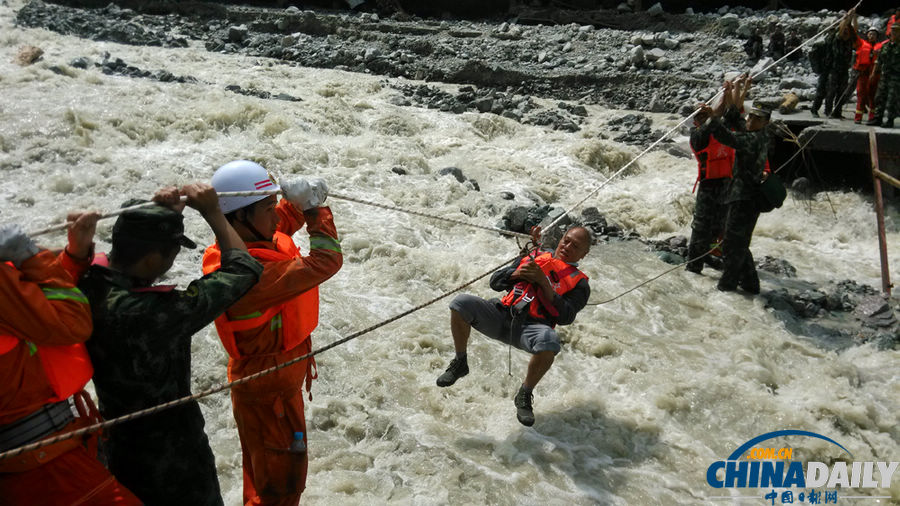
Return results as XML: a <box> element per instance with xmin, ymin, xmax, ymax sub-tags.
<box><xmin>2</xmin><ymin>2</ymin><xmax>898</xmax><ymax>504</ymax></box>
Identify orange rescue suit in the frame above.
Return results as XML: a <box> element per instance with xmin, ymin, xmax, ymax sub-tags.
<box><xmin>202</xmin><ymin>200</ymin><xmax>342</xmax><ymax>506</ymax></box>
<box><xmin>0</xmin><ymin>251</ymin><xmax>140</xmax><ymax>506</ymax></box>
<box><xmin>203</xmin><ymin>231</ymin><xmax>319</xmax><ymax>379</ymax></box>
<box><xmin>499</xmin><ymin>252</ymin><xmax>588</xmax><ymax>324</ymax></box>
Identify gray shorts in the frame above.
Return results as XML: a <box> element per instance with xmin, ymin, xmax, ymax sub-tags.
<box><xmin>449</xmin><ymin>294</ymin><xmax>561</xmax><ymax>354</ymax></box>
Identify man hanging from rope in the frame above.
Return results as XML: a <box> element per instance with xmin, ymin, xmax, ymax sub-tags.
<box><xmin>435</xmin><ymin>225</ymin><xmax>591</xmax><ymax>427</ymax></box>
<box><xmin>203</xmin><ymin>160</ymin><xmax>343</xmax><ymax>506</ymax></box>
<box><xmin>0</xmin><ymin>214</ymin><xmax>141</xmax><ymax>505</ymax></box>
<box><xmin>78</xmin><ymin>183</ymin><xmax>263</xmax><ymax>506</ymax></box>
<box><xmin>699</xmin><ymin>79</ymin><xmax>772</xmax><ymax>294</ymax></box>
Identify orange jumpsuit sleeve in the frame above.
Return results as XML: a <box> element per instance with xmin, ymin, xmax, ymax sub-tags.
<box><xmin>0</xmin><ymin>251</ymin><xmax>92</xmax><ymax>346</ymax></box>
<box><xmin>58</xmin><ymin>247</ymin><xmax>93</xmax><ymax>283</ymax></box>
<box><xmin>275</xmin><ymin>198</ymin><xmax>306</xmax><ymax>237</ymax></box>
<box><xmin>226</xmin><ymin>205</ymin><xmax>343</xmax><ymax>316</ymax></box>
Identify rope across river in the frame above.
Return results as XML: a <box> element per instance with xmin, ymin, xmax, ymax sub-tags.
<box><xmin>3</xmin><ymin>3</ymin><xmax>861</xmax><ymax>462</ymax></box>
<box><xmin>0</xmin><ymin>254</ymin><xmax>518</xmax><ymax>462</ymax></box>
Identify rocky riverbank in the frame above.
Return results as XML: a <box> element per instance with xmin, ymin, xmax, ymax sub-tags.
<box><xmin>16</xmin><ymin>1</ymin><xmax>893</xmax><ymax>116</ymax></box>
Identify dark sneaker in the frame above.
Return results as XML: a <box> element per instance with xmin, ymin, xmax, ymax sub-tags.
<box><xmin>514</xmin><ymin>386</ymin><xmax>535</xmax><ymax>427</ymax></box>
<box><xmin>685</xmin><ymin>263</ymin><xmax>702</xmax><ymax>274</ymax></box>
<box><xmin>866</xmin><ymin>118</ymin><xmax>882</xmax><ymax>126</ymax></box>
<box><xmin>436</xmin><ymin>357</ymin><xmax>468</xmax><ymax>387</ymax></box>
<box><xmin>810</xmin><ymin>110</ymin><xmax>819</xmax><ymax>118</ymax></box>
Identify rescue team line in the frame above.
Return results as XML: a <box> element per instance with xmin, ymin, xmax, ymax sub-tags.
<box><xmin>543</xmin><ymin>0</ymin><xmax>863</xmax><ymax>235</ymax></box>
<box><xmin>0</xmin><ymin>255</ymin><xmax>519</xmax><ymax>462</ymax></box>
<box><xmin>27</xmin><ymin>189</ymin><xmax>532</xmax><ymax>240</ymax></box>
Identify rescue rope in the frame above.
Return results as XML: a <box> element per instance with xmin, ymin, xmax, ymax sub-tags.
<box><xmin>0</xmin><ymin>254</ymin><xmax>520</xmax><ymax>462</ymax></box>
<box><xmin>26</xmin><ymin>190</ymin><xmax>530</xmax><ymax>240</ymax></box>
<box><xmin>585</xmin><ymin>243</ymin><xmax>719</xmax><ymax>306</ymax></box>
<box><xmin>541</xmin><ymin>0</ymin><xmax>863</xmax><ymax>236</ymax></box>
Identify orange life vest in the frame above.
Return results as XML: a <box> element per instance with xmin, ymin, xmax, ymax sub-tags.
<box><xmin>692</xmin><ymin>136</ymin><xmax>735</xmax><ymax>183</ymax></box>
<box><xmin>201</xmin><ymin>232</ymin><xmax>318</xmax><ymax>359</ymax></box>
<box><xmin>499</xmin><ymin>252</ymin><xmax>588</xmax><ymax>325</ymax></box>
<box><xmin>0</xmin><ymin>337</ymin><xmax>93</xmax><ymax>407</ymax></box>
<box><xmin>854</xmin><ymin>39</ymin><xmax>876</xmax><ymax>69</ymax></box>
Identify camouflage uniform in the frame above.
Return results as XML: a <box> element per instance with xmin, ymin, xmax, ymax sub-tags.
<box><xmin>873</xmin><ymin>40</ymin><xmax>900</xmax><ymax>125</ymax></box>
<box><xmin>707</xmin><ymin>106</ymin><xmax>770</xmax><ymax>293</ymax></box>
<box><xmin>812</xmin><ymin>32</ymin><xmax>855</xmax><ymax>116</ymax></box>
<box><xmin>79</xmin><ymin>248</ymin><xmax>262</xmax><ymax>506</ymax></box>
<box><xmin>686</xmin><ymin>111</ymin><xmax>744</xmax><ymax>273</ymax></box>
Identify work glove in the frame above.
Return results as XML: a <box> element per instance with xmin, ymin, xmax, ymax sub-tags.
<box><xmin>282</xmin><ymin>177</ymin><xmax>329</xmax><ymax>211</ymax></box>
<box><xmin>0</xmin><ymin>224</ymin><xmax>41</xmax><ymax>267</ymax></box>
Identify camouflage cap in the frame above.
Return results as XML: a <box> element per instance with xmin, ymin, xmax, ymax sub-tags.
<box><xmin>112</xmin><ymin>200</ymin><xmax>197</xmax><ymax>249</ymax></box>
<box><xmin>748</xmin><ymin>107</ymin><xmax>772</xmax><ymax>120</ymax></box>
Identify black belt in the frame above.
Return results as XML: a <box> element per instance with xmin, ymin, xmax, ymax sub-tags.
<box><xmin>0</xmin><ymin>400</ymin><xmax>74</xmax><ymax>452</ymax></box>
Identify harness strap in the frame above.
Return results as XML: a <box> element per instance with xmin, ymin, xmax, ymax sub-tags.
<box><xmin>0</xmin><ymin>399</ymin><xmax>74</xmax><ymax>453</ymax></box>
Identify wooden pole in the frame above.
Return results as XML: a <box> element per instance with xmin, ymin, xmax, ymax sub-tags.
<box><xmin>868</xmin><ymin>129</ymin><xmax>892</xmax><ymax>297</ymax></box>
<box><xmin>874</xmin><ymin>169</ymin><xmax>900</xmax><ymax>190</ymax></box>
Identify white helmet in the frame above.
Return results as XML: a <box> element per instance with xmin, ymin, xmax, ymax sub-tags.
<box><xmin>211</xmin><ymin>160</ymin><xmax>281</xmax><ymax>214</ymax></box>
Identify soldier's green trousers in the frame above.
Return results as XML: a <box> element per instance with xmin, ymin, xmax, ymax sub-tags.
<box><xmin>719</xmin><ymin>199</ymin><xmax>761</xmax><ymax>293</ymax></box>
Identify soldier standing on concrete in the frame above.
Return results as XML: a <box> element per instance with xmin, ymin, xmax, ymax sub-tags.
<box><xmin>867</xmin><ymin>24</ymin><xmax>900</xmax><ymax>128</ymax></box>
<box><xmin>811</xmin><ymin>10</ymin><xmax>856</xmax><ymax>118</ymax></box>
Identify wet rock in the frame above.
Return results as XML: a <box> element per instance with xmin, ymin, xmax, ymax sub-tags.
<box><xmin>538</xmin><ymin>208</ymin><xmax>571</xmax><ymax>248</ymax></box>
<box><xmin>756</xmin><ymin>256</ymin><xmax>797</xmax><ymax>278</ymax></box>
<box><xmin>525</xmin><ymin>110</ymin><xmax>580</xmax><ymax>132</ymax></box>
<box><xmin>499</xmin><ymin>191</ymin><xmax>515</xmax><ymax>200</ymax></box>
<box><xmin>69</xmin><ymin>57</ymin><xmax>89</xmax><ymax>69</ymax></box>
<box><xmin>500</xmin><ymin>205</ymin><xmax>530</xmax><ymax>233</ymax></box>
<box><xmin>14</xmin><ymin>45</ymin><xmax>43</xmax><ymax>66</ymax></box>
<box><xmin>558</xmin><ymin>102</ymin><xmax>587</xmax><ymax>117</ymax></box>
<box><xmin>608</xmin><ymin>113</ymin><xmax>656</xmax><ymax>145</ymax></box>
<box><xmin>228</xmin><ymin>25</ymin><xmax>248</xmax><ymax>43</ymax></box>
<box><xmin>657</xmin><ymin>251</ymin><xmax>685</xmax><ymax>265</ymax></box>
<box><xmin>473</xmin><ymin>97</ymin><xmax>493</xmax><ymax>113</ymax></box>
<box><xmin>438</xmin><ymin>166</ymin><xmax>466</xmax><ymax>183</ymax></box>
<box><xmin>390</xmin><ymin>166</ymin><xmax>407</xmax><ymax>175</ymax></box>
<box><xmin>853</xmin><ymin>295</ymin><xmax>897</xmax><ymax>329</ymax></box>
